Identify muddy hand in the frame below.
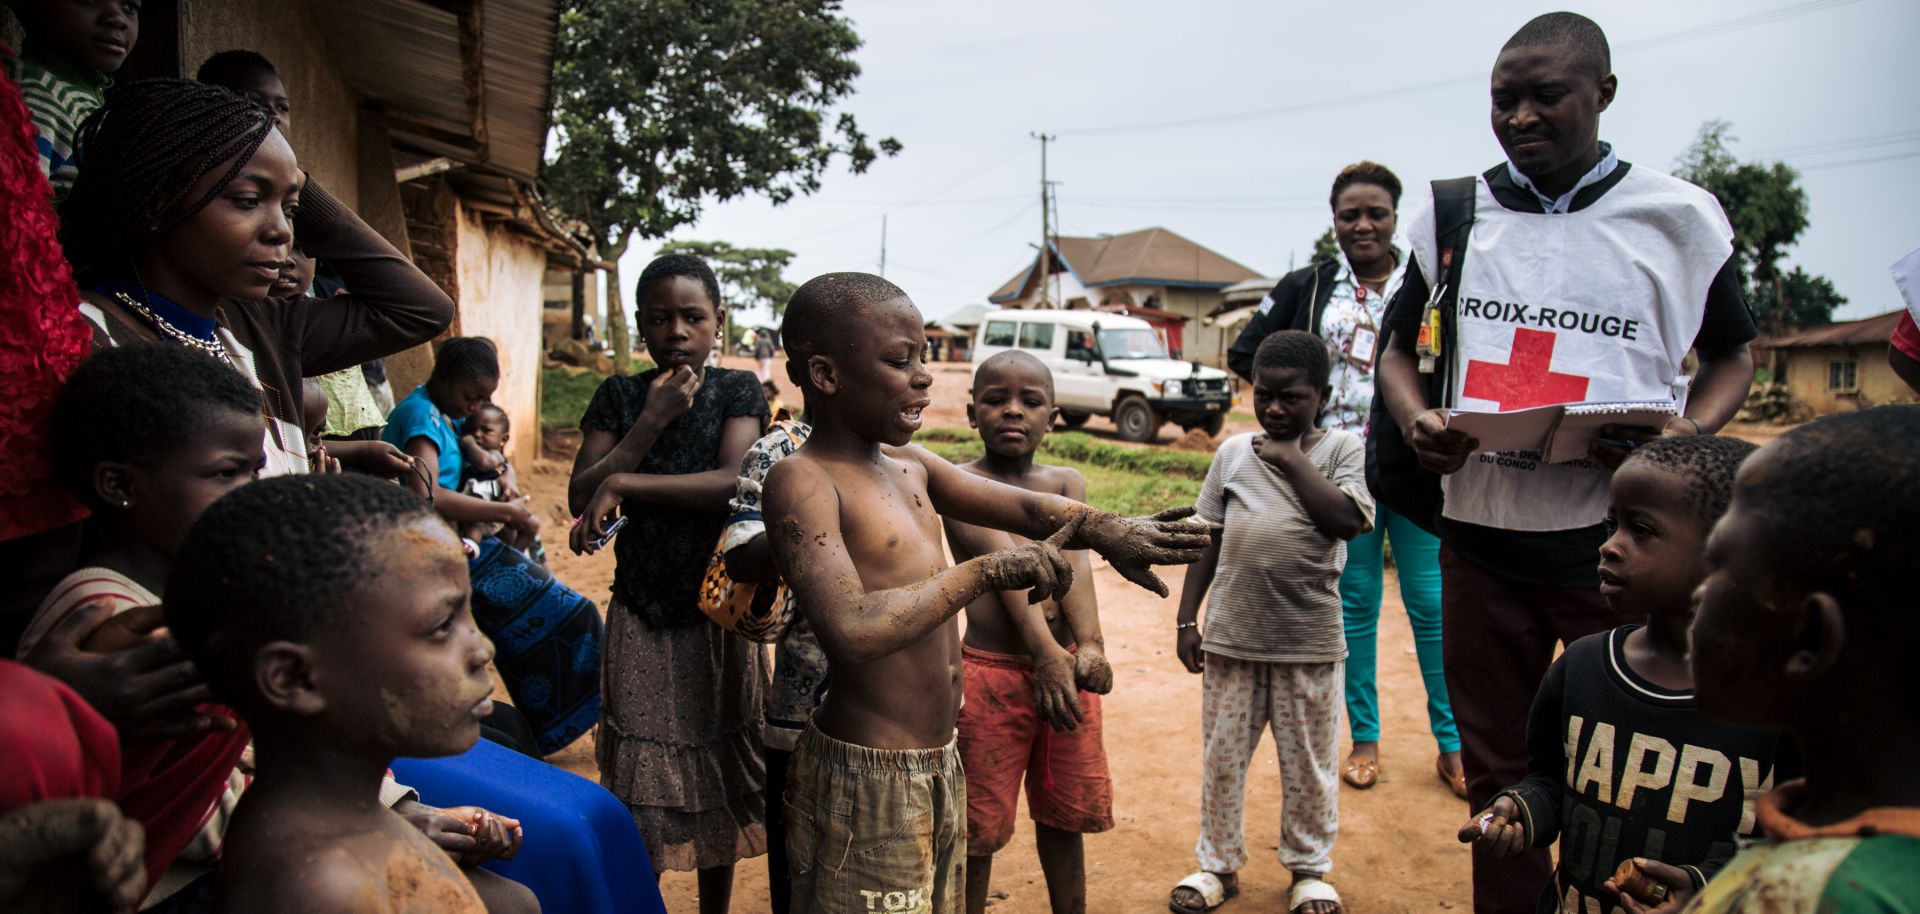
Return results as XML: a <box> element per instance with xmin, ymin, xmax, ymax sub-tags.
<box><xmin>1074</xmin><ymin>645</ymin><xmax>1114</xmax><ymax>695</ymax></box>
<box><xmin>981</xmin><ymin>515</ymin><xmax>1080</xmax><ymax>604</ymax></box>
<box><xmin>0</xmin><ymin>798</ymin><xmax>146</xmax><ymax>914</ymax></box>
<box><xmin>1033</xmin><ymin>648</ymin><xmax>1084</xmax><ymax>732</ymax></box>
<box><xmin>1079</xmin><ymin>506</ymin><xmax>1212</xmax><ymax>598</ymax></box>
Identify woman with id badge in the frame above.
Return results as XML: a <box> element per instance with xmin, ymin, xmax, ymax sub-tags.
<box><xmin>1231</xmin><ymin>162</ymin><xmax>1463</xmax><ymax>799</ymax></box>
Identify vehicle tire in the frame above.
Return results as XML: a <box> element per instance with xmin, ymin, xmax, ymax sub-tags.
<box><xmin>1059</xmin><ymin>410</ymin><xmax>1091</xmax><ymax>428</ymax></box>
<box><xmin>1202</xmin><ymin>413</ymin><xmax>1227</xmax><ymax>437</ymax></box>
<box><xmin>1113</xmin><ymin>396</ymin><xmax>1163</xmax><ymax>443</ymax></box>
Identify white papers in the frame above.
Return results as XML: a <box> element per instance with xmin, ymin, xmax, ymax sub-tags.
<box><xmin>1447</xmin><ymin>400</ymin><xmax>1680</xmax><ymax>463</ymax></box>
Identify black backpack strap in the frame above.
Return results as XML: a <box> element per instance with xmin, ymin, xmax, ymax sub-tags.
<box><xmin>1425</xmin><ymin>176</ymin><xmax>1478</xmax><ymax>408</ymax></box>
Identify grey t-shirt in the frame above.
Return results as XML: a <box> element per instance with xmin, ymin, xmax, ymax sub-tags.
<box><xmin>1195</xmin><ymin>430</ymin><xmax>1375</xmax><ymax>664</ymax></box>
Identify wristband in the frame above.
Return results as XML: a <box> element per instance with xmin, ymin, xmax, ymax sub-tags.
<box><xmin>1176</xmin><ymin>621</ymin><xmax>1198</xmax><ymax>630</ymax></box>
<box><xmin>1673</xmin><ymin>415</ymin><xmax>1702</xmax><ymax>435</ymax></box>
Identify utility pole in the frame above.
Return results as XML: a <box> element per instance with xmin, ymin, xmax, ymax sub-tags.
<box><xmin>879</xmin><ymin>214</ymin><xmax>888</xmax><ymax>278</ymax></box>
<box><xmin>1031</xmin><ymin>131</ymin><xmax>1055</xmax><ymax>308</ymax></box>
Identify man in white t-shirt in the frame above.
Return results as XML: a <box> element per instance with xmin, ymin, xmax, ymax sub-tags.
<box><xmin>1374</xmin><ymin>13</ymin><xmax>1757</xmax><ymax>914</ymax></box>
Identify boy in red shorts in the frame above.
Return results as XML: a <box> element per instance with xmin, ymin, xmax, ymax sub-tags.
<box><xmin>945</xmin><ymin>351</ymin><xmax>1114</xmax><ymax>914</ymax></box>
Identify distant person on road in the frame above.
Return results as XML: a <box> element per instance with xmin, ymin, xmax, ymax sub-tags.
<box><xmin>754</xmin><ymin>329</ymin><xmax>776</xmax><ymax>382</ymax></box>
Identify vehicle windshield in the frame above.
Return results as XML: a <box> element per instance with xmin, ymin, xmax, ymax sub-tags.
<box><xmin>1097</xmin><ymin>328</ymin><xmax>1167</xmax><ymax>360</ymax></box>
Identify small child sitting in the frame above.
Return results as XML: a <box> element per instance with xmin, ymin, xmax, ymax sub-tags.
<box><xmin>945</xmin><ymin>351</ymin><xmax>1115</xmax><ymax>914</ymax></box>
<box><xmin>1681</xmin><ymin>406</ymin><xmax>1920</xmax><ymax>911</ymax></box>
<box><xmin>1172</xmin><ymin>330</ymin><xmax>1371</xmax><ymax>914</ymax></box>
<box><xmin>1458</xmin><ymin>435</ymin><xmax>1796</xmax><ymax>912</ymax></box>
<box><xmin>164</xmin><ymin>474</ymin><xmax>499</xmax><ymax>913</ymax></box>
<box><xmin>457</xmin><ymin>402</ymin><xmax>539</xmax><ymax>558</ymax></box>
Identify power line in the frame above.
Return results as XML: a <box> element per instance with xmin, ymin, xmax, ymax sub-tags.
<box><xmin>1795</xmin><ymin>148</ymin><xmax>1920</xmax><ymax>171</ymax></box>
<box><xmin>1058</xmin><ymin>0</ymin><xmax>1863</xmax><ymax>136</ymax></box>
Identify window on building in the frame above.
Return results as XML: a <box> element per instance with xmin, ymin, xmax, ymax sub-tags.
<box><xmin>983</xmin><ymin>320</ymin><xmax>1016</xmax><ymax>347</ymax></box>
<box><xmin>1828</xmin><ymin>359</ymin><xmax>1858</xmax><ymax>392</ymax></box>
<box><xmin>1017</xmin><ymin>322</ymin><xmax>1055</xmax><ymax>351</ymax></box>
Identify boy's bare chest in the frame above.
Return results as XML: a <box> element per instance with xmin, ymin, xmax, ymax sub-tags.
<box><xmin>834</xmin><ymin>466</ymin><xmax>946</xmax><ymax>586</ymax></box>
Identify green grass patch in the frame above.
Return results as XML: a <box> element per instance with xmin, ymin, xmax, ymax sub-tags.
<box><xmin>541</xmin><ymin>361</ymin><xmax>655</xmax><ymax>429</ymax></box>
<box><xmin>914</xmin><ymin>428</ymin><xmax>1207</xmax><ymax>515</ymax></box>
<box><xmin>1228</xmin><ymin>410</ymin><xmax>1257</xmax><ymax>424</ymax></box>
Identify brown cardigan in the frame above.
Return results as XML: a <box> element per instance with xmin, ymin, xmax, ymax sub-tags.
<box><xmin>80</xmin><ymin>177</ymin><xmax>454</xmax><ymax>432</ymax></box>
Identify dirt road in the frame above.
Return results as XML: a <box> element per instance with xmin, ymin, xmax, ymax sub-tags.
<box><xmin>524</xmin><ymin>457</ymin><xmax>1474</xmax><ymax>913</ymax></box>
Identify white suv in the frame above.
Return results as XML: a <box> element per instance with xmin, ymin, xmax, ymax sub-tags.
<box><xmin>970</xmin><ymin>309</ymin><xmax>1234</xmax><ymax>442</ymax></box>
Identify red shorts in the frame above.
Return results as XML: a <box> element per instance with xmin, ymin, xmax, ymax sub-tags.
<box><xmin>956</xmin><ymin>644</ymin><xmax>1114</xmax><ymax>856</ymax></box>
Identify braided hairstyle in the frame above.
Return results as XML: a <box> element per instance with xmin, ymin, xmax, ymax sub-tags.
<box><xmin>59</xmin><ymin>78</ymin><xmax>277</xmax><ymax>285</ymax></box>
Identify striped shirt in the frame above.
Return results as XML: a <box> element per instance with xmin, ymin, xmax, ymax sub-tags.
<box><xmin>1195</xmin><ymin>430</ymin><xmax>1374</xmax><ymax>664</ymax></box>
<box><xmin>2</xmin><ymin>46</ymin><xmax>109</xmax><ymax>198</ymax></box>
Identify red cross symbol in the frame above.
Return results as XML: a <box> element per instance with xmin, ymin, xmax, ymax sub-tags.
<box><xmin>1462</xmin><ymin>328</ymin><xmax>1591</xmax><ymax>410</ymax></box>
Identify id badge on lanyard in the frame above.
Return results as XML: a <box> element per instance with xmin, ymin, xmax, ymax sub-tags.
<box><xmin>1416</xmin><ymin>249</ymin><xmax>1452</xmax><ymax>374</ymax></box>
<box><xmin>1347</xmin><ymin>285</ymin><xmax>1379</xmax><ymax>372</ymax></box>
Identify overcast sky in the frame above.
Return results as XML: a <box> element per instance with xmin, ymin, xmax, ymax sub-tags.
<box><xmin>614</xmin><ymin>0</ymin><xmax>1920</xmax><ymax>329</ymax></box>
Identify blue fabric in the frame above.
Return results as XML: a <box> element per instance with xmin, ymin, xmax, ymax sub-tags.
<box><xmin>468</xmin><ymin>537</ymin><xmax>602</xmax><ymax>754</ymax></box>
<box><xmin>1339</xmin><ymin>505</ymin><xmax>1458</xmax><ymax>752</ymax></box>
<box><xmin>392</xmin><ymin>738</ymin><xmax>666</xmax><ymax>914</ymax></box>
<box><xmin>89</xmin><ymin>280</ymin><xmax>220</xmax><ymax>341</ymax></box>
<box><xmin>383</xmin><ymin>385</ymin><xmax>462</xmax><ymax>489</ymax></box>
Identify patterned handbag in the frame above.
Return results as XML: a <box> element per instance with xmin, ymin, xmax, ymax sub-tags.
<box><xmin>698</xmin><ymin>420</ymin><xmax>807</xmax><ymax>643</ymax></box>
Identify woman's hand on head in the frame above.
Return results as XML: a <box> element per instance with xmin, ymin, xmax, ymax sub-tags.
<box><xmin>23</xmin><ymin>604</ymin><xmax>237</xmax><ymax>745</ymax></box>
<box><xmin>638</xmin><ymin>365</ymin><xmax>702</xmax><ymax>428</ymax></box>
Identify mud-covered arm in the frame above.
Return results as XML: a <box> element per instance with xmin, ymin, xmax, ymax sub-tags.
<box><xmin>912</xmin><ymin>445</ymin><xmax>1210</xmax><ymax>596</ymax></box>
<box><xmin>943</xmin><ymin>518</ymin><xmax>1069</xmax><ymax>662</ymax></box>
<box><xmin>765</xmin><ymin>457</ymin><xmax>1074</xmax><ymax>665</ymax></box>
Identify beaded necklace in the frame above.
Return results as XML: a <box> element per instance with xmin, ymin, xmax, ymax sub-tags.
<box><xmin>109</xmin><ymin>290</ymin><xmax>229</xmax><ymax>359</ymax></box>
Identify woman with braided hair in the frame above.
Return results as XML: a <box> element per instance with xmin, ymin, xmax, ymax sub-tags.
<box><xmin>60</xmin><ymin>77</ymin><xmax>452</xmax><ymax>477</ymax></box>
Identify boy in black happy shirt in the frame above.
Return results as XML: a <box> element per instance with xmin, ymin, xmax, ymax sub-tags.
<box><xmin>1459</xmin><ymin>436</ymin><xmax>1795</xmax><ymax>912</ymax></box>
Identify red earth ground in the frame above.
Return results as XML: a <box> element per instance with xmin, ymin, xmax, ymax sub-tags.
<box><xmin>524</xmin><ymin>354</ymin><xmax>1781</xmax><ymax>912</ymax></box>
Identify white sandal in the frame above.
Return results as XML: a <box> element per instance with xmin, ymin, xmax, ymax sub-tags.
<box><xmin>1288</xmin><ymin>876</ymin><xmax>1342</xmax><ymax>914</ymax></box>
<box><xmin>1169</xmin><ymin>871</ymin><xmax>1238</xmax><ymax>914</ymax></box>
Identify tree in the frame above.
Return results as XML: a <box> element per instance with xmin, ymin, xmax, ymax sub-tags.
<box><xmin>1767</xmin><ymin>266</ymin><xmax>1846</xmax><ymax>330</ymax></box>
<box><xmin>544</xmin><ymin>0</ymin><xmax>900</xmax><ymax>371</ymax></box>
<box><xmin>1674</xmin><ymin>120</ymin><xmax>1840</xmax><ymax>332</ymax></box>
<box><xmin>655</xmin><ymin>240</ymin><xmax>799</xmax><ymax>318</ymax></box>
<box><xmin>1311</xmin><ymin>227</ymin><xmax>1340</xmax><ymax>264</ymax></box>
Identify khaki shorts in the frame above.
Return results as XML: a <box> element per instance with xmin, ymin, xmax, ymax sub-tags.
<box><xmin>784</xmin><ymin>723</ymin><xmax>965</xmax><ymax>913</ymax></box>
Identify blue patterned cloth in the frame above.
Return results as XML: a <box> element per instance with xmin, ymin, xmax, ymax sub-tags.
<box><xmin>393</xmin><ymin>737</ymin><xmax>667</xmax><ymax>914</ymax></box>
<box><xmin>468</xmin><ymin>537</ymin><xmax>602</xmax><ymax>755</ymax></box>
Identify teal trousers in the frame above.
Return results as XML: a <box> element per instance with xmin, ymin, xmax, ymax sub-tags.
<box><xmin>1339</xmin><ymin>506</ymin><xmax>1458</xmax><ymax>752</ymax></box>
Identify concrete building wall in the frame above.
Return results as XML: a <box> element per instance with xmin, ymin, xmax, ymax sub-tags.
<box><xmin>181</xmin><ymin>0</ymin><xmax>360</xmax><ymax>211</ymax></box>
<box><xmin>1162</xmin><ymin>287</ymin><xmax>1230</xmax><ymax>367</ymax></box>
<box><xmin>454</xmin><ymin>206</ymin><xmax>547</xmax><ymax>469</ymax></box>
<box><xmin>1781</xmin><ymin>344</ymin><xmax>1918</xmax><ymax>413</ymax></box>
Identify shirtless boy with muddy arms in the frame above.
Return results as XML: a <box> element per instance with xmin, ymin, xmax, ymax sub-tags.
<box><xmin>946</xmin><ymin>351</ymin><xmax>1114</xmax><ymax>914</ymax></box>
<box><xmin>764</xmin><ymin>273</ymin><xmax>1209</xmax><ymax>913</ymax></box>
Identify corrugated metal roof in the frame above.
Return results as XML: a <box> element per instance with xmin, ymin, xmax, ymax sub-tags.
<box><xmin>1755</xmin><ymin>310</ymin><xmax>1902</xmax><ymax>349</ymax></box>
<box><xmin>989</xmin><ymin>228</ymin><xmax>1261</xmax><ymax>302</ymax></box>
<box><xmin>314</xmin><ymin>0</ymin><xmax>556</xmax><ymax>182</ymax></box>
